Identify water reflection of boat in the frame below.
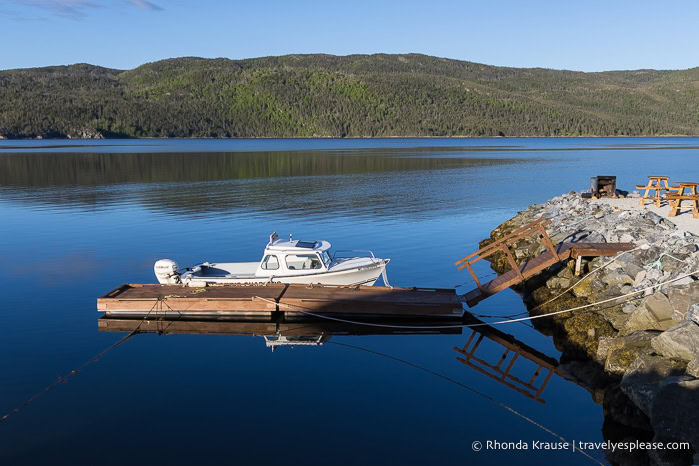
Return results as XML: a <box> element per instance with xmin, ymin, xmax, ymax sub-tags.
<box><xmin>98</xmin><ymin>316</ymin><xmax>462</xmax><ymax>350</ymax></box>
<box><xmin>97</xmin><ymin>317</ymin><xmax>463</xmax><ymax>339</ymax></box>
<box><xmin>99</xmin><ymin>313</ymin><xmax>562</xmax><ymax>404</ymax></box>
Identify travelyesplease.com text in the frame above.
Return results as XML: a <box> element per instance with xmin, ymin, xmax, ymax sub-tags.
<box><xmin>471</xmin><ymin>439</ymin><xmax>691</xmax><ymax>453</ymax></box>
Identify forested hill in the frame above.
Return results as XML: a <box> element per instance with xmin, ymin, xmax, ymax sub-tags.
<box><xmin>2</xmin><ymin>54</ymin><xmax>699</xmax><ymax>139</ymax></box>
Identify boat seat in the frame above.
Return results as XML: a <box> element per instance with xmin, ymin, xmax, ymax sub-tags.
<box><xmin>303</xmin><ymin>258</ymin><xmax>322</xmax><ymax>270</ymax></box>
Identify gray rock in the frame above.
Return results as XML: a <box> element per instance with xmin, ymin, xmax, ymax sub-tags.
<box><xmin>620</xmin><ymin>354</ymin><xmax>687</xmax><ymax>416</ymax></box>
<box><xmin>595</xmin><ymin>336</ymin><xmax>615</xmax><ymax>364</ymax></box>
<box><xmin>605</xmin><ymin>331</ymin><xmax>657</xmax><ymax>375</ymax></box>
<box><xmin>610</xmin><ymin>313</ymin><xmax>631</xmax><ymax>331</ymax></box>
<box><xmin>634</xmin><ymin>270</ymin><xmax>647</xmax><ymax>286</ymax></box>
<box><xmin>670</xmin><ymin>276</ymin><xmax>694</xmax><ymax>286</ymax></box>
<box><xmin>571</xmin><ymin>278</ymin><xmax>605</xmax><ymax>298</ymax></box>
<box><xmin>666</xmin><ymin>282</ymin><xmax>699</xmax><ymax>316</ymax></box>
<box><xmin>650</xmin><ymin>377</ymin><xmax>699</xmax><ymax>447</ymax></box>
<box><xmin>646</xmin><ymin>293</ymin><xmax>675</xmax><ymax>320</ymax></box>
<box><xmin>651</xmin><ymin>322</ymin><xmax>699</xmax><ymax>361</ymax></box>
<box><xmin>687</xmin><ymin>358</ymin><xmax>699</xmax><ymax>377</ymax></box>
<box><xmin>646</xmin><ymin>211</ymin><xmax>664</xmax><ymax>225</ymax></box>
<box><xmin>620</xmin><ymin>294</ymin><xmax>677</xmax><ymax>334</ymax></box>
<box><xmin>688</xmin><ymin>303</ymin><xmax>699</xmax><ymax>325</ymax></box>
<box><xmin>622</xmin><ymin>302</ymin><xmax>637</xmax><ymax>314</ymax></box>
<box><xmin>646</xmin><ymin>268</ymin><xmax>663</xmax><ymax>282</ymax></box>
<box><xmin>600</xmin><ymin>270</ymin><xmax>634</xmax><ymax>288</ymax></box>
<box><xmin>625</xmin><ymin>262</ymin><xmax>644</xmax><ymax>280</ymax></box>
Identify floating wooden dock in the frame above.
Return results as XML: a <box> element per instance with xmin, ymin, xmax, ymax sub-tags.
<box><xmin>97</xmin><ymin>283</ymin><xmax>463</xmax><ymax>318</ymax></box>
<box><xmin>456</xmin><ymin>218</ymin><xmax>635</xmax><ymax>307</ymax></box>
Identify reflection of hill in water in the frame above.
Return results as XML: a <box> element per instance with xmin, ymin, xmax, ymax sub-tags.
<box><xmin>0</xmin><ymin>150</ymin><xmax>529</xmax><ymax>218</ymax></box>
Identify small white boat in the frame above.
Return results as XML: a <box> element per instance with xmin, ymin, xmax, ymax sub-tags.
<box><xmin>154</xmin><ymin>232</ymin><xmax>390</xmax><ymax>287</ymax></box>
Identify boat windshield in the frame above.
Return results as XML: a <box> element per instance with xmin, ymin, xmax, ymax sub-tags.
<box><xmin>321</xmin><ymin>251</ymin><xmax>332</xmax><ymax>267</ymax></box>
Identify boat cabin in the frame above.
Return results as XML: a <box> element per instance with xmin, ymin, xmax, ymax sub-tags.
<box><xmin>255</xmin><ymin>233</ymin><xmax>333</xmax><ymax>277</ymax></box>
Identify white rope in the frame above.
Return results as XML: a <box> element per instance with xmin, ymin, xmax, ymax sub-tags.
<box><xmin>253</xmin><ymin>268</ymin><xmax>699</xmax><ymax>330</ymax></box>
<box><xmin>380</xmin><ymin>265</ymin><xmax>392</xmax><ymax>288</ymax></box>
<box><xmin>530</xmin><ymin>245</ymin><xmax>646</xmax><ymax>313</ymax></box>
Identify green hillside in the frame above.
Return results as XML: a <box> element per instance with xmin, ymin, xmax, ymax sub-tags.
<box><xmin>1</xmin><ymin>54</ymin><xmax>699</xmax><ymax>138</ymax></box>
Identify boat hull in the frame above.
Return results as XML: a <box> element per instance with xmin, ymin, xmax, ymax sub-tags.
<box><xmin>182</xmin><ymin>260</ymin><xmax>389</xmax><ymax>287</ymax></box>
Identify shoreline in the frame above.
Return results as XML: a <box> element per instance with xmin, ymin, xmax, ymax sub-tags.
<box><xmin>2</xmin><ymin>135</ymin><xmax>698</xmax><ymax>141</ymax></box>
<box><xmin>478</xmin><ymin>191</ymin><xmax>699</xmax><ymax>465</ymax></box>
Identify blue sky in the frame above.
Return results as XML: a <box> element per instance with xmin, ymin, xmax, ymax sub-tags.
<box><xmin>1</xmin><ymin>0</ymin><xmax>698</xmax><ymax>72</ymax></box>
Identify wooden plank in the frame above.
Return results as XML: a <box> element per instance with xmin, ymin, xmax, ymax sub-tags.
<box><xmin>280</xmin><ymin>285</ymin><xmax>462</xmax><ymax>317</ymax></box>
<box><xmin>97</xmin><ymin>284</ymin><xmax>463</xmax><ymax>318</ymax></box>
<box><xmin>463</xmin><ymin>241</ymin><xmax>633</xmax><ymax>307</ymax></box>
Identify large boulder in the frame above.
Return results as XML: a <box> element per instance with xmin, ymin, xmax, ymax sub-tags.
<box><xmin>604</xmin><ymin>331</ymin><xmax>657</xmax><ymax>375</ymax></box>
<box><xmin>666</xmin><ymin>281</ymin><xmax>699</xmax><ymax>320</ymax></box>
<box><xmin>620</xmin><ymin>354</ymin><xmax>687</xmax><ymax>416</ymax></box>
<box><xmin>620</xmin><ymin>293</ymin><xmax>678</xmax><ymax>335</ymax></box>
<box><xmin>651</xmin><ymin>322</ymin><xmax>699</xmax><ymax>361</ymax></box>
<box><xmin>650</xmin><ymin>377</ymin><xmax>699</xmax><ymax>447</ymax></box>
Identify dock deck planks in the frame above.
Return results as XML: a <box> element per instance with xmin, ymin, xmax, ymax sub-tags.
<box><xmin>97</xmin><ymin>283</ymin><xmax>463</xmax><ymax>318</ymax></box>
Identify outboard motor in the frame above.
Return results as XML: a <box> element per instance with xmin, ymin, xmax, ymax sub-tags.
<box><xmin>154</xmin><ymin>259</ymin><xmax>181</xmax><ymax>284</ymax></box>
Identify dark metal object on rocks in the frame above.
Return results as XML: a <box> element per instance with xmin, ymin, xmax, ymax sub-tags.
<box><xmin>590</xmin><ymin>176</ymin><xmax>617</xmax><ymax>198</ymax></box>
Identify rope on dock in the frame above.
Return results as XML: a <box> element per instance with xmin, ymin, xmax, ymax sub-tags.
<box><xmin>0</xmin><ymin>299</ymin><xmax>163</xmax><ymax>425</ymax></box>
<box><xmin>331</xmin><ymin>341</ymin><xmax>605</xmax><ymax>466</ymax></box>
<box><xmin>253</xmin><ymin>268</ymin><xmax>699</xmax><ymax>330</ymax></box>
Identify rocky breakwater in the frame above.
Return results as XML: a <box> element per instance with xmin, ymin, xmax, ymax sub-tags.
<box><xmin>480</xmin><ymin>192</ymin><xmax>699</xmax><ymax>464</ymax></box>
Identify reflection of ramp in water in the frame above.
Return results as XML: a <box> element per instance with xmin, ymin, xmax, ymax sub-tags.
<box><xmin>99</xmin><ymin>311</ymin><xmax>563</xmax><ymax>402</ymax></box>
<box><xmin>454</xmin><ymin>314</ymin><xmax>562</xmax><ymax>404</ymax></box>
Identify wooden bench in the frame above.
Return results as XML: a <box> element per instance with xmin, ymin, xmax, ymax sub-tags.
<box><xmin>667</xmin><ymin>193</ymin><xmax>699</xmax><ymax>218</ymax></box>
<box><xmin>636</xmin><ymin>176</ymin><xmax>677</xmax><ymax>207</ymax></box>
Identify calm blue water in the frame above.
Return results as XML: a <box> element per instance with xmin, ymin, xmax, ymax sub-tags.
<box><xmin>1</xmin><ymin>137</ymin><xmax>697</xmax><ymax>465</ymax></box>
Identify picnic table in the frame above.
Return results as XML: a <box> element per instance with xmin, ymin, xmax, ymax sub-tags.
<box><xmin>667</xmin><ymin>182</ymin><xmax>699</xmax><ymax>218</ymax></box>
<box><xmin>636</xmin><ymin>176</ymin><xmax>674</xmax><ymax>207</ymax></box>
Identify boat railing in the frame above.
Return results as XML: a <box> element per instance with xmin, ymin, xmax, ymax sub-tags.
<box><xmin>332</xmin><ymin>249</ymin><xmax>377</xmax><ymax>261</ymax></box>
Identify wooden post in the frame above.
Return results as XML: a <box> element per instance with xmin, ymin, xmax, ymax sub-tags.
<box><xmin>537</xmin><ymin>224</ymin><xmax>560</xmax><ymax>261</ymax></box>
<box><xmin>502</xmin><ymin>244</ymin><xmax>524</xmax><ymax>281</ymax></box>
<box><xmin>464</xmin><ymin>262</ymin><xmax>483</xmax><ymax>292</ymax></box>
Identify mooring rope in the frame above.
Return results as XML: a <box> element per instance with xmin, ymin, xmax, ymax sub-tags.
<box><xmin>253</xmin><ymin>268</ymin><xmax>699</xmax><ymax>330</ymax></box>
<box><xmin>0</xmin><ymin>299</ymin><xmax>164</xmax><ymax>425</ymax></box>
<box><xmin>529</xmin><ymin>245</ymin><xmax>646</xmax><ymax>314</ymax></box>
<box><xmin>331</xmin><ymin>341</ymin><xmax>604</xmax><ymax>465</ymax></box>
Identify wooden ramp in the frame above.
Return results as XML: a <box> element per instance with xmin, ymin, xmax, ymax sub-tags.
<box><xmin>97</xmin><ymin>283</ymin><xmax>463</xmax><ymax>318</ymax></box>
<box><xmin>456</xmin><ymin>218</ymin><xmax>634</xmax><ymax>307</ymax></box>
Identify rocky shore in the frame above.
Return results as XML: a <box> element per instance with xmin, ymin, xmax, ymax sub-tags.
<box><xmin>481</xmin><ymin>192</ymin><xmax>699</xmax><ymax>465</ymax></box>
